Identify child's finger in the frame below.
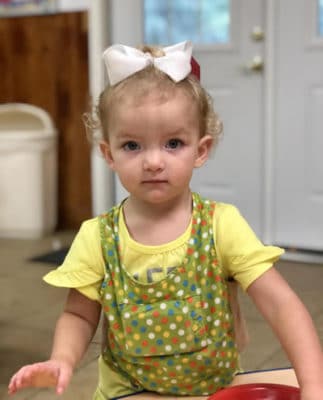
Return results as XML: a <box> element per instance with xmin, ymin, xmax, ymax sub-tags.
<box><xmin>14</xmin><ymin>365</ymin><xmax>35</xmax><ymax>387</ymax></box>
<box><xmin>11</xmin><ymin>368</ymin><xmax>26</xmax><ymax>387</ymax></box>
<box><xmin>8</xmin><ymin>376</ymin><xmax>17</xmax><ymax>394</ymax></box>
<box><xmin>8</xmin><ymin>363</ymin><xmax>57</xmax><ymax>394</ymax></box>
<box><xmin>56</xmin><ymin>365</ymin><xmax>72</xmax><ymax>395</ymax></box>
<box><xmin>8</xmin><ymin>368</ymin><xmax>27</xmax><ymax>393</ymax></box>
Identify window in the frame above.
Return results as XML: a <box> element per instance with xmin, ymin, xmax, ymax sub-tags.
<box><xmin>144</xmin><ymin>0</ymin><xmax>230</xmax><ymax>45</ymax></box>
<box><xmin>319</xmin><ymin>0</ymin><xmax>323</xmax><ymax>36</ymax></box>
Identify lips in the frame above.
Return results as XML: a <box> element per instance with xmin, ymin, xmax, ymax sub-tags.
<box><xmin>142</xmin><ymin>180</ymin><xmax>168</xmax><ymax>184</ymax></box>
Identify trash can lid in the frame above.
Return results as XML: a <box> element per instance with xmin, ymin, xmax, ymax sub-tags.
<box><xmin>0</xmin><ymin>103</ymin><xmax>56</xmax><ymax>138</ymax></box>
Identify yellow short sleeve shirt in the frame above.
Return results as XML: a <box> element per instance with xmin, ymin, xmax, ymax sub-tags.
<box><xmin>43</xmin><ymin>202</ymin><xmax>284</xmax><ymax>299</ymax></box>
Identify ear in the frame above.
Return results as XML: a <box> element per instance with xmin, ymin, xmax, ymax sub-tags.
<box><xmin>99</xmin><ymin>140</ymin><xmax>115</xmax><ymax>170</ymax></box>
<box><xmin>194</xmin><ymin>135</ymin><xmax>214</xmax><ymax>168</ymax></box>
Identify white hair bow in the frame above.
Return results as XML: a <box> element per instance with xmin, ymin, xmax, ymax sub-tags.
<box><xmin>102</xmin><ymin>41</ymin><xmax>193</xmax><ymax>86</ymax></box>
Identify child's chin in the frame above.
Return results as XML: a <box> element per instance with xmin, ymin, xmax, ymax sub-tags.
<box><xmin>142</xmin><ymin>190</ymin><xmax>172</xmax><ymax>203</ymax></box>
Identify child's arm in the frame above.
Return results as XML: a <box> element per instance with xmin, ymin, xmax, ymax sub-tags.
<box><xmin>8</xmin><ymin>289</ymin><xmax>101</xmax><ymax>395</ymax></box>
<box><xmin>247</xmin><ymin>267</ymin><xmax>323</xmax><ymax>400</ymax></box>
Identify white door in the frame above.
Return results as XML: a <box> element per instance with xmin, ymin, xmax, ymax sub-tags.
<box><xmin>190</xmin><ymin>1</ymin><xmax>265</xmax><ymax>237</ymax></box>
<box><xmin>273</xmin><ymin>0</ymin><xmax>323</xmax><ymax>250</ymax></box>
<box><xmin>112</xmin><ymin>0</ymin><xmax>266</xmax><ymax>237</ymax></box>
<box><xmin>105</xmin><ymin>0</ymin><xmax>323</xmax><ymax>250</ymax></box>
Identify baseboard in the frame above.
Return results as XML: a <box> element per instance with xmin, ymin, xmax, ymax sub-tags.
<box><xmin>280</xmin><ymin>249</ymin><xmax>323</xmax><ymax>265</ymax></box>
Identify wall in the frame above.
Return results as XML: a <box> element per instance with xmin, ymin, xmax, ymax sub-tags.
<box><xmin>57</xmin><ymin>0</ymin><xmax>89</xmax><ymax>11</ymax></box>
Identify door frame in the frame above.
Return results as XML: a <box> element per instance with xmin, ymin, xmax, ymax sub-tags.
<box><xmin>263</xmin><ymin>0</ymin><xmax>276</xmax><ymax>244</ymax></box>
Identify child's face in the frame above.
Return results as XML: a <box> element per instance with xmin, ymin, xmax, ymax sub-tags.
<box><xmin>100</xmin><ymin>88</ymin><xmax>213</xmax><ymax>205</ymax></box>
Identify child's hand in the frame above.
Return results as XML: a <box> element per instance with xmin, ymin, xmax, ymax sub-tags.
<box><xmin>8</xmin><ymin>359</ymin><xmax>73</xmax><ymax>396</ymax></box>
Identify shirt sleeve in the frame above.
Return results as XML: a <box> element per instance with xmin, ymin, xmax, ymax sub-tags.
<box><xmin>213</xmin><ymin>203</ymin><xmax>284</xmax><ymax>291</ymax></box>
<box><xmin>43</xmin><ymin>217</ymin><xmax>105</xmax><ymax>302</ymax></box>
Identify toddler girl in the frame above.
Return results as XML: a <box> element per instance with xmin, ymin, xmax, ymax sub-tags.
<box><xmin>8</xmin><ymin>41</ymin><xmax>323</xmax><ymax>400</ymax></box>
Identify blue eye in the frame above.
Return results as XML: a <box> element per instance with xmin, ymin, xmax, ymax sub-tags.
<box><xmin>123</xmin><ymin>141</ymin><xmax>140</xmax><ymax>151</ymax></box>
<box><xmin>166</xmin><ymin>139</ymin><xmax>183</xmax><ymax>149</ymax></box>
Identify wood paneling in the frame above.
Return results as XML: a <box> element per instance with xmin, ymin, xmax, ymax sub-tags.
<box><xmin>0</xmin><ymin>11</ymin><xmax>92</xmax><ymax>229</ymax></box>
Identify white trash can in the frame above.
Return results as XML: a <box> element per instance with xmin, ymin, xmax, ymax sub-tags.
<box><xmin>0</xmin><ymin>103</ymin><xmax>57</xmax><ymax>238</ymax></box>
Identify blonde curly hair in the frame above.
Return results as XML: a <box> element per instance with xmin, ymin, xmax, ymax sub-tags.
<box><xmin>84</xmin><ymin>45</ymin><xmax>223</xmax><ymax>148</ymax></box>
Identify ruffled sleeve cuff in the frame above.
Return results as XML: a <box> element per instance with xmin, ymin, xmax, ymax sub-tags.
<box><xmin>42</xmin><ymin>218</ymin><xmax>105</xmax><ymax>302</ymax></box>
<box><xmin>214</xmin><ymin>203</ymin><xmax>285</xmax><ymax>291</ymax></box>
<box><xmin>43</xmin><ymin>267</ymin><xmax>103</xmax><ymax>302</ymax></box>
<box><xmin>231</xmin><ymin>246</ymin><xmax>285</xmax><ymax>291</ymax></box>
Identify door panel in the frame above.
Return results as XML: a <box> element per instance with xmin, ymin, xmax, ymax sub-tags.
<box><xmin>273</xmin><ymin>0</ymin><xmax>323</xmax><ymax>250</ymax></box>
<box><xmin>191</xmin><ymin>0</ymin><xmax>265</xmax><ymax>237</ymax></box>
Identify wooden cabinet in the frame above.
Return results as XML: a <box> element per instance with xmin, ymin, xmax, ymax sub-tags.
<box><xmin>0</xmin><ymin>11</ymin><xmax>92</xmax><ymax>229</ymax></box>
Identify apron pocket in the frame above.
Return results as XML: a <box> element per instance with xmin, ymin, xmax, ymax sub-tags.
<box><xmin>119</xmin><ymin>298</ymin><xmax>208</xmax><ymax>357</ymax></box>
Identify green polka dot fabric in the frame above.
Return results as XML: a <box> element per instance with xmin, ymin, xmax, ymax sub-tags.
<box><xmin>99</xmin><ymin>193</ymin><xmax>239</xmax><ymax>396</ymax></box>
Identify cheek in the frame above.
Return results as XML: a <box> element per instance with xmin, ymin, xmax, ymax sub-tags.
<box><xmin>172</xmin><ymin>157</ymin><xmax>195</xmax><ymax>177</ymax></box>
<box><xmin>115</xmin><ymin>157</ymin><xmax>139</xmax><ymax>178</ymax></box>
<box><xmin>114</xmin><ymin>152</ymin><xmax>138</xmax><ymax>167</ymax></box>
<box><xmin>179</xmin><ymin>149</ymin><xmax>199</xmax><ymax>165</ymax></box>
<box><xmin>117</xmin><ymin>166</ymin><xmax>139</xmax><ymax>191</ymax></box>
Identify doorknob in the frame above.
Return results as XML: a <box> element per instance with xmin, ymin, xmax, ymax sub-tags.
<box><xmin>246</xmin><ymin>55</ymin><xmax>264</xmax><ymax>72</ymax></box>
<box><xmin>251</xmin><ymin>26</ymin><xmax>265</xmax><ymax>41</ymax></box>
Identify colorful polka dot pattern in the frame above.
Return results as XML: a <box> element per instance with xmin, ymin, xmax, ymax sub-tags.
<box><xmin>99</xmin><ymin>193</ymin><xmax>239</xmax><ymax>396</ymax></box>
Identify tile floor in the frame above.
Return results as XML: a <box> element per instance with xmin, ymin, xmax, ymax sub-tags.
<box><xmin>1</xmin><ymin>231</ymin><xmax>323</xmax><ymax>399</ymax></box>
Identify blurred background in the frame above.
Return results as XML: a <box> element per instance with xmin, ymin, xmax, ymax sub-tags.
<box><xmin>1</xmin><ymin>0</ymin><xmax>322</xmax><ymax>253</ymax></box>
<box><xmin>0</xmin><ymin>1</ymin><xmax>322</xmax><ymax>399</ymax></box>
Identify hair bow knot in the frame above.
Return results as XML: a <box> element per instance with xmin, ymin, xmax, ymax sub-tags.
<box><xmin>103</xmin><ymin>41</ymin><xmax>194</xmax><ymax>85</ymax></box>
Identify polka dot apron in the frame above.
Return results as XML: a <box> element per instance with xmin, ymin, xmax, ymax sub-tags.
<box><xmin>99</xmin><ymin>193</ymin><xmax>239</xmax><ymax>396</ymax></box>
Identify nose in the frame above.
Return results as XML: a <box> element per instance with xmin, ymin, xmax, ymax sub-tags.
<box><xmin>143</xmin><ymin>149</ymin><xmax>165</xmax><ymax>171</ymax></box>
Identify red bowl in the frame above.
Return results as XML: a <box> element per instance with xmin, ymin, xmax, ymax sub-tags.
<box><xmin>208</xmin><ymin>383</ymin><xmax>300</xmax><ymax>400</ymax></box>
